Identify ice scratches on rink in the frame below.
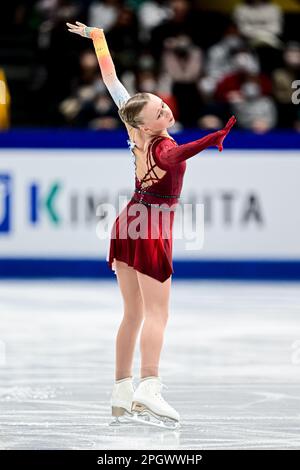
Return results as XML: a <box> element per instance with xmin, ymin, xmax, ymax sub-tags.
<box><xmin>0</xmin><ymin>280</ymin><xmax>300</xmax><ymax>449</ymax></box>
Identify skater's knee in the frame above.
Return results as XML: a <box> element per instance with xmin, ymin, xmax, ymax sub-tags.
<box><xmin>124</xmin><ymin>297</ymin><xmax>144</xmax><ymax>322</ymax></box>
<box><xmin>144</xmin><ymin>305</ymin><xmax>169</xmax><ymax>324</ymax></box>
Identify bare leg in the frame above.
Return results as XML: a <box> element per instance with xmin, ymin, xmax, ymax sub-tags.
<box><xmin>114</xmin><ymin>260</ymin><xmax>144</xmax><ymax>381</ymax></box>
<box><xmin>136</xmin><ymin>272</ymin><xmax>172</xmax><ymax>378</ymax></box>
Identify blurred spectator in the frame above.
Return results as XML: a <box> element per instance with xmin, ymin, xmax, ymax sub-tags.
<box><xmin>215</xmin><ymin>49</ymin><xmax>272</xmax><ymax>103</ymax></box>
<box><xmin>59</xmin><ymin>81</ymin><xmax>120</xmax><ymax>128</ymax></box>
<box><xmin>233</xmin><ymin>0</ymin><xmax>283</xmax><ymax>48</ymax></box>
<box><xmin>161</xmin><ymin>35</ymin><xmax>203</xmax><ymax>82</ymax></box>
<box><xmin>136</xmin><ymin>49</ymin><xmax>156</xmax><ymax>73</ymax></box>
<box><xmin>58</xmin><ymin>47</ymin><xmax>122</xmax><ymax>128</ymax></box>
<box><xmin>137</xmin><ymin>0</ymin><xmax>172</xmax><ymax>43</ymax></box>
<box><xmin>150</xmin><ymin>0</ymin><xmax>201</xmax><ymax>60</ymax></box>
<box><xmin>2</xmin><ymin>1</ymin><xmax>36</xmax><ymax>31</ymax></box>
<box><xmin>104</xmin><ymin>5</ymin><xmax>140</xmax><ymax>74</ymax></box>
<box><xmin>204</xmin><ymin>25</ymin><xmax>246</xmax><ymax>92</ymax></box>
<box><xmin>69</xmin><ymin>49</ymin><xmax>100</xmax><ymax>92</ymax></box>
<box><xmin>161</xmin><ymin>34</ymin><xmax>203</xmax><ymax>127</ymax></box>
<box><xmin>231</xmin><ymin>77</ymin><xmax>277</xmax><ymax>132</ymax></box>
<box><xmin>126</xmin><ymin>0</ymin><xmax>148</xmax><ymax>10</ymax></box>
<box><xmin>35</xmin><ymin>0</ymin><xmax>83</xmax><ymax>48</ymax></box>
<box><xmin>272</xmin><ymin>41</ymin><xmax>300</xmax><ymax>128</ymax></box>
<box><xmin>195</xmin><ymin>27</ymin><xmax>245</xmax><ymax>129</ymax></box>
<box><xmin>233</xmin><ymin>0</ymin><xmax>284</xmax><ymax>73</ymax></box>
<box><xmin>88</xmin><ymin>0</ymin><xmax>122</xmax><ymax>31</ymax></box>
<box><xmin>197</xmin><ymin>114</ymin><xmax>224</xmax><ymax>130</ymax></box>
<box><xmin>33</xmin><ymin>0</ymin><xmax>85</xmax><ymax>124</ymax></box>
<box><xmin>193</xmin><ymin>2</ymin><xmax>231</xmax><ymax>50</ymax></box>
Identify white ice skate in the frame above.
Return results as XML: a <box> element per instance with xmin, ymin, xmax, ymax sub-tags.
<box><xmin>109</xmin><ymin>376</ymin><xmax>136</xmax><ymax>426</ymax></box>
<box><xmin>131</xmin><ymin>376</ymin><xmax>181</xmax><ymax>429</ymax></box>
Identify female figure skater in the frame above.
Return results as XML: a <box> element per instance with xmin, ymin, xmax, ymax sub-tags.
<box><xmin>67</xmin><ymin>21</ymin><xmax>236</xmax><ymax>429</ymax></box>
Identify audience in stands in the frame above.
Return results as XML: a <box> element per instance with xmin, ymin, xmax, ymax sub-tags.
<box><xmin>1</xmin><ymin>0</ymin><xmax>299</xmax><ymax>132</ymax></box>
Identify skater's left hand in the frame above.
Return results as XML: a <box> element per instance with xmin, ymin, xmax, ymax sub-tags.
<box><xmin>215</xmin><ymin>115</ymin><xmax>237</xmax><ymax>152</ymax></box>
<box><xmin>66</xmin><ymin>21</ymin><xmax>101</xmax><ymax>39</ymax></box>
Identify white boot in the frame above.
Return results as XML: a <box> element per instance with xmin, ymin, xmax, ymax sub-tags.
<box><xmin>110</xmin><ymin>376</ymin><xmax>135</xmax><ymax>425</ymax></box>
<box><xmin>131</xmin><ymin>376</ymin><xmax>181</xmax><ymax>429</ymax></box>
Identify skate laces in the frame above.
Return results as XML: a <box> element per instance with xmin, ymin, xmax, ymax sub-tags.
<box><xmin>150</xmin><ymin>379</ymin><xmax>168</xmax><ymax>391</ymax></box>
<box><xmin>140</xmin><ymin>378</ymin><xmax>168</xmax><ymax>394</ymax></box>
<box><xmin>152</xmin><ymin>381</ymin><xmax>168</xmax><ymax>402</ymax></box>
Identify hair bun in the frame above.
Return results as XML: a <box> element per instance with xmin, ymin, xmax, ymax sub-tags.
<box><xmin>117</xmin><ymin>92</ymin><xmax>150</xmax><ymax>129</ymax></box>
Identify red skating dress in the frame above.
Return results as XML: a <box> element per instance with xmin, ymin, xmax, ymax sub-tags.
<box><xmin>107</xmin><ymin>130</ymin><xmax>225</xmax><ymax>282</ymax></box>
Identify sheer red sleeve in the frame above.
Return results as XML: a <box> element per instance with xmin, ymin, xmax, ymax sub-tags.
<box><xmin>152</xmin><ymin>131</ymin><xmax>223</xmax><ymax>171</ymax></box>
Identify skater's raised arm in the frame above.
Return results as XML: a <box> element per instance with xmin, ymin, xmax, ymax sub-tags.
<box><xmin>67</xmin><ymin>21</ymin><xmax>130</xmax><ymax>109</ymax></box>
<box><xmin>153</xmin><ymin>116</ymin><xmax>237</xmax><ymax>170</ymax></box>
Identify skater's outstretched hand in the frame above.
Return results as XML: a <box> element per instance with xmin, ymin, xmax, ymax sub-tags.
<box><xmin>66</xmin><ymin>21</ymin><xmax>100</xmax><ymax>39</ymax></box>
<box><xmin>214</xmin><ymin>115</ymin><xmax>237</xmax><ymax>152</ymax></box>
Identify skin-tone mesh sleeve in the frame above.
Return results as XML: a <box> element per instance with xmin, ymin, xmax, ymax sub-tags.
<box><xmin>86</xmin><ymin>27</ymin><xmax>131</xmax><ymax>109</ymax></box>
<box><xmin>152</xmin><ymin>117</ymin><xmax>237</xmax><ymax>170</ymax></box>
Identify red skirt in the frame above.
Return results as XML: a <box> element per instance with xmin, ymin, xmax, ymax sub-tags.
<box><xmin>107</xmin><ymin>198</ymin><xmax>176</xmax><ymax>283</ymax></box>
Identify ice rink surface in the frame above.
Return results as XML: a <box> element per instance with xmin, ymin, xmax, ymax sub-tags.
<box><xmin>0</xmin><ymin>279</ymin><xmax>300</xmax><ymax>450</ymax></box>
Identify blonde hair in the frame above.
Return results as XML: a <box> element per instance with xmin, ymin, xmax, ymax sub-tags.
<box><xmin>118</xmin><ymin>92</ymin><xmax>150</xmax><ymax>129</ymax></box>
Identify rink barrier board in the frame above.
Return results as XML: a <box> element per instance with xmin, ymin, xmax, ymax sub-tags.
<box><xmin>1</xmin><ymin>129</ymin><xmax>300</xmax><ymax>280</ymax></box>
<box><xmin>0</xmin><ymin>259</ymin><xmax>300</xmax><ymax>280</ymax></box>
<box><xmin>0</xmin><ymin>129</ymin><xmax>300</xmax><ymax>149</ymax></box>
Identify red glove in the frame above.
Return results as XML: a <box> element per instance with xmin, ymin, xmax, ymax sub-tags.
<box><xmin>214</xmin><ymin>115</ymin><xmax>237</xmax><ymax>152</ymax></box>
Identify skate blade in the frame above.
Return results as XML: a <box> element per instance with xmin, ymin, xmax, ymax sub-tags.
<box><xmin>109</xmin><ymin>415</ymin><xmax>136</xmax><ymax>426</ymax></box>
<box><xmin>109</xmin><ymin>406</ymin><xmax>136</xmax><ymax>426</ymax></box>
<box><xmin>131</xmin><ymin>403</ymin><xmax>180</xmax><ymax>430</ymax></box>
<box><xmin>131</xmin><ymin>412</ymin><xmax>180</xmax><ymax>429</ymax></box>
